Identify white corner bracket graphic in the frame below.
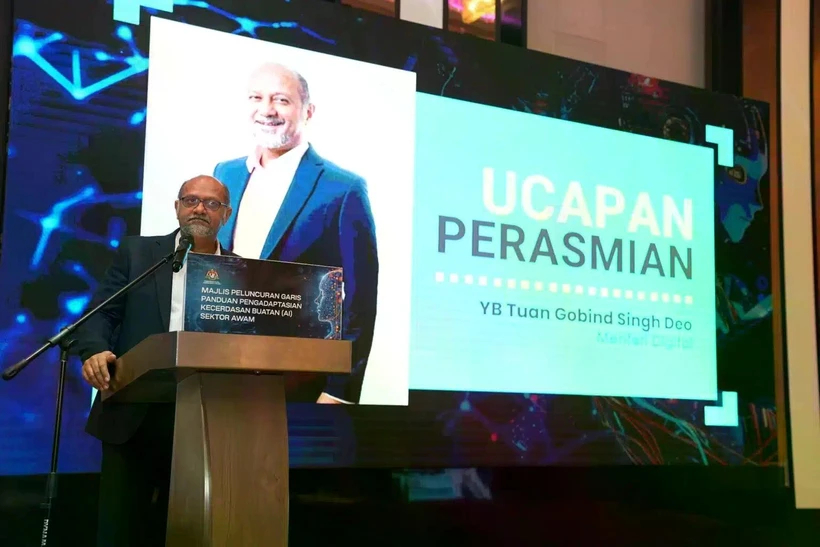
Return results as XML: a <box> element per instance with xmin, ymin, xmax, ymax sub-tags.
<box><xmin>704</xmin><ymin>124</ymin><xmax>735</xmax><ymax>167</ymax></box>
<box><xmin>704</xmin><ymin>391</ymin><xmax>739</xmax><ymax>427</ymax></box>
<box><xmin>113</xmin><ymin>0</ymin><xmax>175</xmax><ymax>25</ymax></box>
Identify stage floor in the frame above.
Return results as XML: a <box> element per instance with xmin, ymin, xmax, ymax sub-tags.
<box><xmin>0</xmin><ymin>467</ymin><xmax>815</xmax><ymax>546</ymax></box>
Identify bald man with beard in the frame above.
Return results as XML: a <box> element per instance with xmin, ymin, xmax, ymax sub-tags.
<box><xmin>213</xmin><ymin>62</ymin><xmax>379</xmax><ymax>405</ymax></box>
<box><xmin>74</xmin><ymin>175</ymin><xmax>237</xmax><ymax>546</ymax></box>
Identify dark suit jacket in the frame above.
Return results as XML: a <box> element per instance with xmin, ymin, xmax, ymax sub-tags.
<box><xmin>213</xmin><ymin>145</ymin><xmax>379</xmax><ymax>403</ymax></box>
<box><xmin>74</xmin><ymin>231</ymin><xmax>236</xmax><ymax>444</ymax></box>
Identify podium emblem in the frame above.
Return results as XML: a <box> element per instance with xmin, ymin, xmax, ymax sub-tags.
<box><xmin>204</xmin><ymin>269</ymin><xmax>220</xmax><ymax>285</ymax></box>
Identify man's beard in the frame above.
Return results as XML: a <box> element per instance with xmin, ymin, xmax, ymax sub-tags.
<box><xmin>181</xmin><ymin>219</ymin><xmax>215</xmax><ymax>238</ymax></box>
<box><xmin>253</xmin><ymin>124</ymin><xmax>295</xmax><ymax>150</ymax></box>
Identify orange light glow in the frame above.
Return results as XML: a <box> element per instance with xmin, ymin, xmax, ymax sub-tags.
<box><xmin>461</xmin><ymin>0</ymin><xmax>496</xmax><ymax>24</ymax></box>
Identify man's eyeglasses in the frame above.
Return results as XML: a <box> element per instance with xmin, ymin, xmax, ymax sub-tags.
<box><xmin>178</xmin><ymin>196</ymin><xmax>228</xmax><ymax>212</ymax></box>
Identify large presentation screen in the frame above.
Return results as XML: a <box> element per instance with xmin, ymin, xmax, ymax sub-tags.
<box><xmin>0</xmin><ymin>0</ymin><xmax>777</xmax><ymax>474</ymax></box>
<box><xmin>411</xmin><ymin>92</ymin><xmax>716</xmax><ymax>400</ymax></box>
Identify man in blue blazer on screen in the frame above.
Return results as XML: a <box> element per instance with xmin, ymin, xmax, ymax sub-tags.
<box><xmin>213</xmin><ymin>62</ymin><xmax>378</xmax><ymax>404</ymax></box>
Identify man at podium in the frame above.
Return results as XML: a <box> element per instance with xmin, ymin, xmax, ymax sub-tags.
<box><xmin>74</xmin><ymin>175</ymin><xmax>234</xmax><ymax>546</ymax></box>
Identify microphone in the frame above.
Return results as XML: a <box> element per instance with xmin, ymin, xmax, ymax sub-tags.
<box><xmin>172</xmin><ymin>234</ymin><xmax>194</xmax><ymax>273</ymax></box>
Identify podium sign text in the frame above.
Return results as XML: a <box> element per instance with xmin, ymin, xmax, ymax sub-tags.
<box><xmin>184</xmin><ymin>253</ymin><xmax>343</xmax><ymax>339</ymax></box>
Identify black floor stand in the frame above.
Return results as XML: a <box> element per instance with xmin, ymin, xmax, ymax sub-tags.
<box><xmin>2</xmin><ymin>248</ymin><xmax>175</xmax><ymax>546</ymax></box>
<box><xmin>39</xmin><ymin>340</ymin><xmax>74</xmax><ymax>546</ymax></box>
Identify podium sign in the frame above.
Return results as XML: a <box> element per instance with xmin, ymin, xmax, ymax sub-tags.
<box><xmin>184</xmin><ymin>253</ymin><xmax>343</xmax><ymax>340</ymax></box>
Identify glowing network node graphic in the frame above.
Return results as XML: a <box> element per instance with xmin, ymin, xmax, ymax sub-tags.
<box><xmin>113</xmin><ymin>0</ymin><xmax>334</xmax><ymax>43</ymax></box>
<box><xmin>13</xmin><ymin>23</ymin><xmax>149</xmax><ymax>101</ymax></box>
<box><xmin>64</xmin><ymin>261</ymin><xmax>97</xmax><ymax>287</ymax></box>
<box><xmin>0</xmin><ymin>315</ymin><xmax>33</xmax><ymax>362</ymax></box>
<box><xmin>21</xmin><ymin>186</ymin><xmax>94</xmax><ymax>268</ymax></box>
<box><xmin>18</xmin><ymin>186</ymin><xmax>142</xmax><ymax>269</ymax></box>
<box><xmin>62</xmin><ymin>294</ymin><xmax>91</xmax><ymax>316</ymax></box>
<box><xmin>179</xmin><ymin>0</ymin><xmax>328</xmax><ymax>41</ymax></box>
<box><xmin>129</xmin><ymin>108</ymin><xmax>147</xmax><ymax>125</ymax></box>
<box><xmin>14</xmin><ymin>2</ymin><xmax>336</xmax><ymax>113</ymax></box>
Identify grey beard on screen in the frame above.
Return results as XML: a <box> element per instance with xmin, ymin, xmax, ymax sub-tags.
<box><xmin>253</xmin><ymin>128</ymin><xmax>294</xmax><ymax>150</ymax></box>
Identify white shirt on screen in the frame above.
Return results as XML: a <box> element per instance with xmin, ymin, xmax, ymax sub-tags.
<box><xmin>226</xmin><ymin>143</ymin><xmax>351</xmax><ymax>405</ymax></box>
<box><xmin>231</xmin><ymin>142</ymin><xmax>309</xmax><ymax>259</ymax></box>
<box><xmin>169</xmin><ymin>231</ymin><xmax>221</xmax><ymax>332</ymax></box>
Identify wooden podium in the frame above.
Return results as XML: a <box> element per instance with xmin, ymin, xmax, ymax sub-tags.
<box><xmin>101</xmin><ymin>331</ymin><xmax>351</xmax><ymax>547</ymax></box>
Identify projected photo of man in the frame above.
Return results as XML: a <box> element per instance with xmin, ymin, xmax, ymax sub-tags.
<box><xmin>213</xmin><ymin>62</ymin><xmax>379</xmax><ymax>405</ymax></box>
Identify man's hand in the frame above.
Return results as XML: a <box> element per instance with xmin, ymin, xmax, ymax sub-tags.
<box><xmin>81</xmin><ymin>351</ymin><xmax>116</xmax><ymax>391</ymax></box>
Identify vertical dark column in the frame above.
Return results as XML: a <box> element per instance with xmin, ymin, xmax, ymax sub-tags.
<box><xmin>811</xmin><ymin>0</ymin><xmax>820</xmax><ymax>477</ymax></box>
<box><xmin>740</xmin><ymin>0</ymin><xmax>786</xmax><ymax>475</ymax></box>
<box><xmin>494</xmin><ymin>0</ymin><xmax>501</xmax><ymax>42</ymax></box>
<box><xmin>0</xmin><ymin>1</ymin><xmax>12</xmax><ymax>255</ymax></box>
<box><xmin>499</xmin><ymin>0</ymin><xmax>526</xmax><ymax>48</ymax></box>
<box><xmin>706</xmin><ymin>0</ymin><xmax>743</xmax><ymax>94</ymax></box>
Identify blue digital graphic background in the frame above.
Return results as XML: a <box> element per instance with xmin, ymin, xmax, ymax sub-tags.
<box><xmin>0</xmin><ymin>0</ymin><xmax>777</xmax><ymax>474</ymax></box>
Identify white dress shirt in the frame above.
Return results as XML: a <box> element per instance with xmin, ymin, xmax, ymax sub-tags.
<box><xmin>231</xmin><ymin>142</ymin><xmax>309</xmax><ymax>259</ymax></box>
<box><xmin>169</xmin><ymin>232</ymin><xmax>221</xmax><ymax>332</ymax></box>
<box><xmin>227</xmin><ymin>145</ymin><xmax>351</xmax><ymax>405</ymax></box>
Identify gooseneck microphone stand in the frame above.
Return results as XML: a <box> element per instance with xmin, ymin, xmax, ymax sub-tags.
<box><xmin>1</xmin><ymin>248</ymin><xmax>178</xmax><ymax>546</ymax></box>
